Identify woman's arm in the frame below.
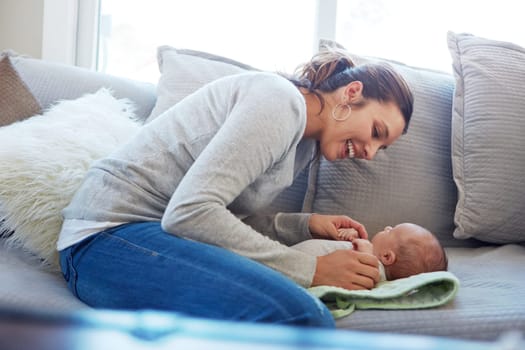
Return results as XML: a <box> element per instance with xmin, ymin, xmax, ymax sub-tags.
<box><xmin>161</xmin><ymin>74</ymin><xmax>318</xmax><ymax>286</ymax></box>
<box><xmin>241</xmin><ymin>213</ymin><xmax>313</xmax><ymax>246</ymax></box>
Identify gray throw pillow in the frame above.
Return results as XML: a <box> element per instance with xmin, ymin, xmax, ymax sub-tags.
<box><xmin>447</xmin><ymin>32</ymin><xmax>525</xmax><ymax>243</ymax></box>
<box><xmin>146</xmin><ymin>46</ymin><xmax>259</xmax><ymax>122</ymax></box>
<box><xmin>303</xmin><ymin>40</ymin><xmax>471</xmax><ymax>247</ymax></box>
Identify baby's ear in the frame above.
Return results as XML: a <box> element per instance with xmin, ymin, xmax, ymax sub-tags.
<box><xmin>379</xmin><ymin>250</ymin><xmax>396</xmax><ymax>266</ymax></box>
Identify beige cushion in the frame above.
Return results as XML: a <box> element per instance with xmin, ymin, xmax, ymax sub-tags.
<box><xmin>0</xmin><ymin>55</ymin><xmax>41</xmax><ymax>126</ymax></box>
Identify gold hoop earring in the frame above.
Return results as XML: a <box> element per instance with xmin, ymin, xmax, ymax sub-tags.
<box><xmin>331</xmin><ymin>104</ymin><xmax>352</xmax><ymax>121</ymax></box>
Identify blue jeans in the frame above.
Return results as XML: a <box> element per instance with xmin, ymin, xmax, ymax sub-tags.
<box><xmin>59</xmin><ymin>222</ymin><xmax>334</xmax><ymax>328</ymax></box>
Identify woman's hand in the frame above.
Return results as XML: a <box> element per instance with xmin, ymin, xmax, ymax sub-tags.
<box><xmin>311</xmin><ymin>249</ymin><xmax>380</xmax><ymax>290</ymax></box>
<box><xmin>308</xmin><ymin>213</ymin><xmax>368</xmax><ymax>241</ymax></box>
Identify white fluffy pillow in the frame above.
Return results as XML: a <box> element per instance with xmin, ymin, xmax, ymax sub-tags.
<box><xmin>0</xmin><ymin>89</ymin><xmax>140</xmax><ymax>269</ymax></box>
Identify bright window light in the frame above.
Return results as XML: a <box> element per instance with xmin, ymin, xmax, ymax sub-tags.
<box><xmin>335</xmin><ymin>0</ymin><xmax>524</xmax><ymax>73</ymax></box>
<box><xmin>98</xmin><ymin>0</ymin><xmax>317</xmax><ymax>83</ymax></box>
<box><xmin>96</xmin><ymin>0</ymin><xmax>524</xmax><ymax>82</ymax></box>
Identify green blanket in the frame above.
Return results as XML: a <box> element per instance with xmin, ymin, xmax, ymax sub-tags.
<box><xmin>308</xmin><ymin>271</ymin><xmax>459</xmax><ymax>319</ymax></box>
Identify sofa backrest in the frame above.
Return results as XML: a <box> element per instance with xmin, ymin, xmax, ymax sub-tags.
<box><xmin>9</xmin><ymin>55</ymin><xmax>157</xmax><ymax>122</ymax></box>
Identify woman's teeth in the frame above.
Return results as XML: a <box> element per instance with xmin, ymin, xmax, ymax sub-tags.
<box><xmin>347</xmin><ymin>140</ymin><xmax>355</xmax><ymax>159</ymax></box>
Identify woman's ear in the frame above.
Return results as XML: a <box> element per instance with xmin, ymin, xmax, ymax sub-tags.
<box><xmin>345</xmin><ymin>81</ymin><xmax>363</xmax><ymax>102</ymax></box>
<box><xmin>379</xmin><ymin>249</ymin><xmax>396</xmax><ymax>266</ymax></box>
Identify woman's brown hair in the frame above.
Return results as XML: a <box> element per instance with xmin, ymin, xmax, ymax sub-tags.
<box><xmin>288</xmin><ymin>48</ymin><xmax>414</xmax><ymax>133</ymax></box>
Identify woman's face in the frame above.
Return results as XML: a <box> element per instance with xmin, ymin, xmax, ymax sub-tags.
<box><xmin>319</xmin><ymin>98</ymin><xmax>406</xmax><ymax>162</ymax></box>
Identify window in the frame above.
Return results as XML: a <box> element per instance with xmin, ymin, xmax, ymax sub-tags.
<box><xmin>97</xmin><ymin>0</ymin><xmax>318</xmax><ymax>83</ymax></box>
<box><xmin>75</xmin><ymin>0</ymin><xmax>523</xmax><ymax>82</ymax></box>
<box><xmin>334</xmin><ymin>0</ymin><xmax>524</xmax><ymax>73</ymax></box>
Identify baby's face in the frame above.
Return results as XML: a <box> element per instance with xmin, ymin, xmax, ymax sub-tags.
<box><xmin>371</xmin><ymin>223</ymin><xmax>430</xmax><ymax>254</ymax></box>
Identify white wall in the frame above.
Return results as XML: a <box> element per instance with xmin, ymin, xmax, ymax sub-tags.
<box><xmin>0</xmin><ymin>0</ymin><xmax>44</xmax><ymax>58</ymax></box>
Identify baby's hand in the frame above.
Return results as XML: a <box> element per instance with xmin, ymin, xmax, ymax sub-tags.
<box><xmin>337</xmin><ymin>228</ymin><xmax>360</xmax><ymax>241</ymax></box>
<box><xmin>308</xmin><ymin>214</ymin><xmax>368</xmax><ymax>240</ymax></box>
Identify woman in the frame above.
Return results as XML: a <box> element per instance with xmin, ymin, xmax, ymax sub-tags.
<box><xmin>58</xmin><ymin>48</ymin><xmax>413</xmax><ymax>328</ymax></box>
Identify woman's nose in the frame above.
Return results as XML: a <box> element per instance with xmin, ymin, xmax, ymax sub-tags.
<box><xmin>364</xmin><ymin>144</ymin><xmax>380</xmax><ymax>160</ymax></box>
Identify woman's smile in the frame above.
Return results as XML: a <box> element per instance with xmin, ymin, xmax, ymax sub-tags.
<box><xmin>340</xmin><ymin>139</ymin><xmax>356</xmax><ymax>159</ymax></box>
<box><xmin>347</xmin><ymin>139</ymin><xmax>355</xmax><ymax>158</ymax></box>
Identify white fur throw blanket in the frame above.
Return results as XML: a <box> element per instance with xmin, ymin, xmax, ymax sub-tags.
<box><xmin>0</xmin><ymin>89</ymin><xmax>140</xmax><ymax>270</ymax></box>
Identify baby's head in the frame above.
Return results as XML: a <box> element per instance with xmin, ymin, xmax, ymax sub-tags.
<box><xmin>371</xmin><ymin>223</ymin><xmax>448</xmax><ymax>280</ymax></box>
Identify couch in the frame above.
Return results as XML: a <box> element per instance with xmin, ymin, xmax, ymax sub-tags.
<box><xmin>1</xmin><ymin>31</ymin><xmax>524</xmax><ymax>343</ymax></box>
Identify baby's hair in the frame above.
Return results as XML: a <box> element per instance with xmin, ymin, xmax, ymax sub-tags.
<box><xmin>428</xmin><ymin>244</ymin><xmax>449</xmax><ymax>272</ymax></box>
<box><xmin>388</xmin><ymin>230</ymin><xmax>448</xmax><ymax>280</ymax></box>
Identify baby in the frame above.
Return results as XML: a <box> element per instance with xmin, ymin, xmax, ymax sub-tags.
<box><xmin>293</xmin><ymin>223</ymin><xmax>448</xmax><ymax>281</ymax></box>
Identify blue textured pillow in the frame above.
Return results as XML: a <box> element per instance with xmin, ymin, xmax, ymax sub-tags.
<box><xmin>304</xmin><ymin>41</ymin><xmax>472</xmax><ymax>247</ymax></box>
